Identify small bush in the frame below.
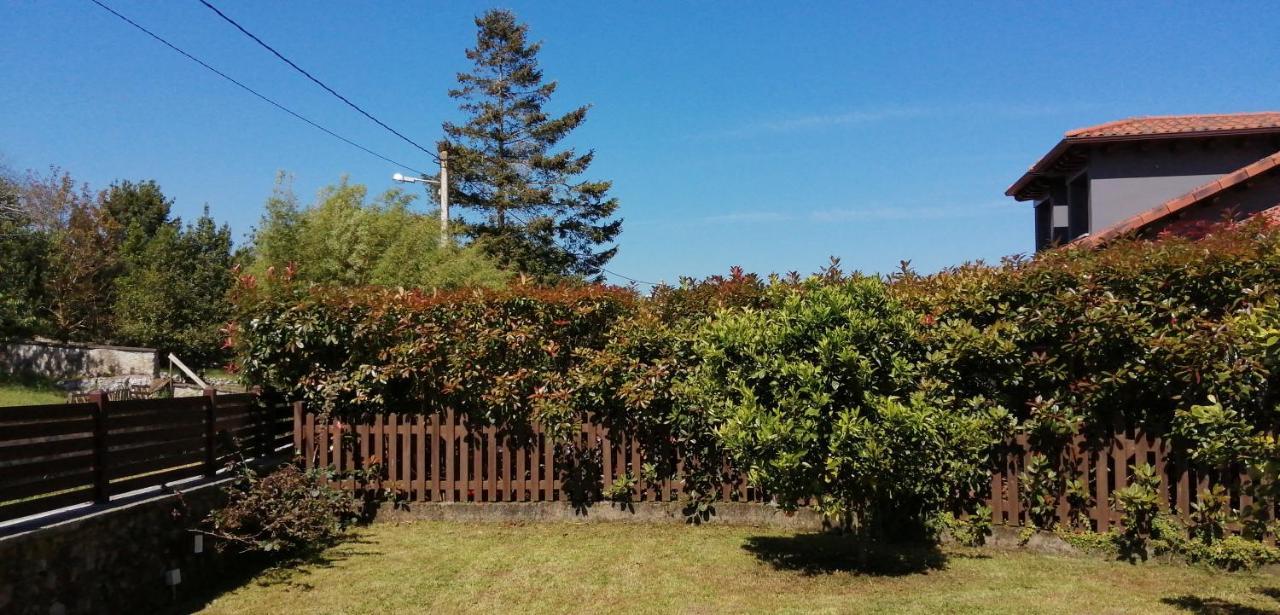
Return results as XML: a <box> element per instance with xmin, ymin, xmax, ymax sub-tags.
<box><xmin>1190</xmin><ymin>535</ymin><xmax>1280</xmax><ymax>571</ymax></box>
<box><xmin>1111</xmin><ymin>463</ymin><xmax>1162</xmax><ymax>561</ymax></box>
<box><xmin>938</xmin><ymin>507</ymin><xmax>992</xmax><ymax>547</ymax></box>
<box><xmin>205</xmin><ymin>463</ymin><xmax>360</xmax><ymax>555</ymax></box>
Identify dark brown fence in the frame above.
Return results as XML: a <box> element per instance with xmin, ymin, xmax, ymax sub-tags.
<box><xmin>298</xmin><ymin>409</ymin><xmax>1259</xmax><ymax>528</ymax></box>
<box><xmin>989</xmin><ymin>432</ymin><xmax>1260</xmax><ymax>532</ymax></box>
<box><xmin>0</xmin><ymin>390</ymin><xmax>291</xmax><ymax>523</ymax></box>
<box><xmin>296</xmin><ymin>407</ymin><xmax>762</xmax><ymax>503</ymax></box>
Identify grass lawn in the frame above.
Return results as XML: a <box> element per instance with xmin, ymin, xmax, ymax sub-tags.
<box><xmin>193</xmin><ymin>521</ymin><xmax>1280</xmax><ymax>614</ymax></box>
<box><xmin>0</xmin><ymin>373</ymin><xmax>65</xmax><ymax>406</ymax></box>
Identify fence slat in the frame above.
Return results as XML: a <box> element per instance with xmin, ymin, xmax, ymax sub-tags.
<box><xmin>292</xmin><ymin>402</ymin><xmax>303</xmax><ymax>455</ymax></box>
<box><xmin>416</xmin><ymin>415</ymin><xmax>427</xmax><ymax>501</ymax></box>
<box><xmin>543</xmin><ymin>428</ymin><xmax>554</xmax><ymax>501</ymax></box>
<box><xmin>516</xmin><ymin>432</ymin><xmax>527</xmax><ymax>502</ymax></box>
<box><xmin>387</xmin><ymin>413</ymin><xmax>399</xmax><ymax>493</ymax></box>
<box><xmin>472</xmin><ymin>421</ymin><xmax>483</xmax><ymax>502</ymax></box>
<box><xmin>487</xmin><ymin>424</ymin><xmax>497</xmax><ymax>502</ymax></box>
<box><xmin>0</xmin><ymin>488</ymin><xmax>94</xmax><ymax>522</ymax></box>
<box><xmin>1006</xmin><ymin>438</ymin><xmax>1021</xmax><ymax>526</ymax></box>
<box><xmin>1095</xmin><ymin>447</ymin><xmax>1110</xmax><ymax>532</ymax></box>
<box><xmin>446</xmin><ymin>408</ymin><xmax>456</xmax><ymax>502</ymax></box>
<box><xmin>401</xmin><ymin>419</ymin><xmax>412</xmax><ymax>496</ymax></box>
<box><xmin>601</xmin><ymin>425</ymin><xmax>612</xmax><ymax>494</ymax></box>
<box><xmin>304</xmin><ymin>412</ymin><xmax>316</xmax><ymax>469</ymax></box>
<box><xmin>502</xmin><ymin>431</ymin><xmax>513</xmax><ymax>502</ymax></box>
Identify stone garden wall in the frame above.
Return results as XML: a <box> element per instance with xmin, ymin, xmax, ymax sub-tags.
<box><xmin>0</xmin><ymin>339</ymin><xmax>156</xmax><ymax>380</ymax></box>
<box><xmin>0</xmin><ymin>478</ymin><xmax>232</xmax><ymax>614</ymax></box>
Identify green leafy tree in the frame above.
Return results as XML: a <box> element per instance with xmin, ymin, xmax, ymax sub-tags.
<box><xmin>20</xmin><ymin>168</ymin><xmax>121</xmax><ymax>341</ymax></box>
<box><xmin>0</xmin><ymin>169</ymin><xmax>48</xmax><ymax>336</ymax></box>
<box><xmin>102</xmin><ymin>179</ymin><xmax>172</xmax><ymax>245</ymax></box>
<box><xmin>442</xmin><ymin>9</ymin><xmax>621</xmax><ymax>281</ymax></box>
<box><xmin>688</xmin><ymin>276</ymin><xmax>1006</xmax><ymax>538</ymax></box>
<box><xmin>113</xmin><ymin>207</ymin><xmax>235</xmax><ymax>366</ymax></box>
<box><xmin>248</xmin><ymin>175</ymin><xmax>508</xmax><ymax>289</ymax></box>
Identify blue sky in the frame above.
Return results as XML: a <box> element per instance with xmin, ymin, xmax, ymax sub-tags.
<box><xmin>3</xmin><ymin>2</ymin><xmax>1278</xmax><ymax>285</ymax></box>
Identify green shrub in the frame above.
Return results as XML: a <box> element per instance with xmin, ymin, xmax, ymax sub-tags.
<box><xmin>1020</xmin><ymin>453</ymin><xmax>1061</xmax><ymax>530</ymax></box>
<box><xmin>1190</xmin><ymin>535</ymin><xmax>1280</xmax><ymax>571</ymax></box>
<box><xmin>687</xmin><ymin>276</ymin><xmax>1006</xmax><ymax>537</ymax></box>
<box><xmin>1111</xmin><ymin>463</ymin><xmax>1162</xmax><ymax>561</ymax></box>
<box><xmin>892</xmin><ymin>218</ymin><xmax>1280</xmax><ymax>433</ymax></box>
<box><xmin>939</xmin><ymin>507</ymin><xmax>993</xmax><ymax>547</ymax></box>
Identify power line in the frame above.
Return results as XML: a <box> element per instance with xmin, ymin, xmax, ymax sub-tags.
<box><xmin>112</xmin><ymin>0</ymin><xmax>647</xmax><ymax>286</ymax></box>
<box><xmin>602</xmin><ymin>267</ymin><xmax>660</xmax><ymax>287</ymax></box>
<box><xmin>196</xmin><ymin>0</ymin><xmax>440</xmax><ymax>163</ymax></box>
<box><xmin>86</xmin><ymin>0</ymin><xmax>429</xmax><ymax>176</ymax></box>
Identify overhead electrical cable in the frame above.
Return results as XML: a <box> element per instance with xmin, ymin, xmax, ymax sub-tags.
<box><xmin>196</xmin><ymin>0</ymin><xmax>440</xmax><ymax>163</ymax></box>
<box><xmin>86</xmin><ymin>0</ymin><xmax>429</xmax><ymax>175</ymax></box>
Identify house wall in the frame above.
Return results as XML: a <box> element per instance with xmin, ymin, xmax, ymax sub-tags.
<box><xmin>1146</xmin><ymin>170</ymin><xmax>1280</xmax><ymax>235</ymax></box>
<box><xmin>1087</xmin><ymin>139</ymin><xmax>1279</xmax><ymax>232</ymax></box>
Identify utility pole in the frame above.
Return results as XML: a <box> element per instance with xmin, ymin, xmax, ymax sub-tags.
<box><xmin>438</xmin><ymin>149</ymin><xmax>450</xmax><ymax>248</ymax></box>
<box><xmin>392</xmin><ymin>147</ymin><xmax>451</xmax><ymax>248</ymax></box>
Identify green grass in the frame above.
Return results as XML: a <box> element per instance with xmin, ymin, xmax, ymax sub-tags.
<box><xmin>0</xmin><ymin>372</ymin><xmax>66</xmax><ymax>406</ymax></box>
<box><xmin>193</xmin><ymin>521</ymin><xmax>1280</xmax><ymax>614</ymax></box>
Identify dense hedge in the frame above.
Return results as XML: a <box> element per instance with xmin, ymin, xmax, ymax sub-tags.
<box><xmin>892</xmin><ymin>217</ymin><xmax>1280</xmax><ymax>438</ymax></box>
<box><xmin>230</xmin><ymin>219</ymin><xmax>1280</xmax><ymax>540</ymax></box>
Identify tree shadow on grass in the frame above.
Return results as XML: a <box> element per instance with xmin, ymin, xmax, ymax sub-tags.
<box><xmin>1159</xmin><ymin>596</ymin><xmax>1279</xmax><ymax>615</ymax></box>
<box><xmin>1160</xmin><ymin>587</ymin><xmax>1280</xmax><ymax>615</ymax></box>
<box><xmin>742</xmin><ymin>533</ymin><xmax>948</xmax><ymax>577</ymax></box>
<box><xmin>168</xmin><ymin>536</ymin><xmax>380</xmax><ymax>614</ymax></box>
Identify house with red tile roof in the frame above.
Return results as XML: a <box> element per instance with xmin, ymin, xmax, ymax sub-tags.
<box><xmin>1007</xmin><ymin>112</ymin><xmax>1280</xmax><ymax>250</ymax></box>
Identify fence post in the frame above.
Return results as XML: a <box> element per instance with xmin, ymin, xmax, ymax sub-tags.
<box><xmin>89</xmin><ymin>390</ymin><xmax>109</xmax><ymax>505</ymax></box>
<box><xmin>293</xmin><ymin>400</ymin><xmax>304</xmax><ymax>457</ymax></box>
<box><xmin>251</xmin><ymin>385</ymin><xmax>268</xmax><ymax>458</ymax></box>
<box><xmin>203</xmin><ymin>388</ymin><xmax>218</xmax><ymax>477</ymax></box>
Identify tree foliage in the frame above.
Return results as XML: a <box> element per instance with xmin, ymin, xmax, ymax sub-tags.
<box><xmin>443</xmin><ymin>9</ymin><xmax>621</xmax><ymax>281</ymax></box>
<box><xmin>0</xmin><ymin>169</ymin><xmax>47</xmax><ymax>336</ymax></box>
<box><xmin>21</xmin><ymin>167</ymin><xmax>122</xmax><ymax>341</ymax></box>
<box><xmin>687</xmin><ymin>276</ymin><xmax>1007</xmax><ymax>536</ymax></box>
<box><xmin>231</xmin><ymin>211</ymin><xmax>1280</xmax><ymax>546</ymax></box>
<box><xmin>113</xmin><ymin>207</ymin><xmax>236</xmax><ymax>366</ymax></box>
<box><xmin>102</xmin><ymin>179</ymin><xmax>172</xmax><ymax>245</ymax></box>
<box><xmin>248</xmin><ymin>174</ymin><xmax>508</xmax><ymax>290</ymax></box>
<box><xmin>0</xmin><ymin>167</ymin><xmax>238</xmax><ymax>366</ymax></box>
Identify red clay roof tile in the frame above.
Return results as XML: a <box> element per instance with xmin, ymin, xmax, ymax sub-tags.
<box><xmin>1009</xmin><ymin>112</ymin><xmax>1280</xmax><ymax>199</ymax></box>
<box><xmin>1064</xmin><ymin>112</ymin><xmax>1280</xmax><ymax>138</ymax></box>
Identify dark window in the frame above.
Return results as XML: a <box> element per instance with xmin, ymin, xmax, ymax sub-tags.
<box><xmin>1068</xmin><ymin>173</ymin><xmax>1089</xmax><ymax>239</ymax></box>
<box><xmin>1034</xmin><ymin>200</ymin><xmax>1051</xmax><ymax>251</ymax></box>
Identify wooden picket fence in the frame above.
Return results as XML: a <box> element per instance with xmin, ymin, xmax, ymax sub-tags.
<box><xmin>298</xmin><ymin>408</ymin><xmax>1264</xmax><ymax>529</ymax></box>
<box><xmin>988</xmin><ymin>431</ymin><xmax>1264</xmax><ymax>532</ymax></box>
<box><xmin>0</xmin><ymin>390</ymin><xmax>292</xmax><ymax>523</ymax></box>
<box><xmin>295</xmin><ymin>407</ymin><xmax>764</xmax><ymax>503</ymax></box>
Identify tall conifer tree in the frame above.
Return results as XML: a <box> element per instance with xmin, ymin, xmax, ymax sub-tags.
<box><xmin>442</xmin><ymin>9</ymin><xmax>621</xmax><ymax>281</ymax></box>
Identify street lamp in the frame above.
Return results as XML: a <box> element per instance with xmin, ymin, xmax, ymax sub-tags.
<box><xmin>392</xmin><ymin>149</ymin><xmax>449</xmax><ymax>247</ymax></box>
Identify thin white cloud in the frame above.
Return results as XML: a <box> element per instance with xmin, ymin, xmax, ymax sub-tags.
<box><xmin>628</xmin><ymin>202</ymin><xmax>1012</xmax><ymax>229</ymax></box>
<box><xmin>702</xmin><ymin>101</ymin><xmax>1099</xmax><ymax>140</ymax></box>
<box><xmin>808</xmin><ymin>201</ymin><xmax>1010</xmax><ymax>222</ymax></box>
<box><xmin>700</xmin><ymin>211</ymin><xmax>794</xmax><ymax>223</ymax></box>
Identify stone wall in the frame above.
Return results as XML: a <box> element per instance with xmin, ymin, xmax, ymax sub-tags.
<box><xmin>0</xmin><ymin>479</ymin><xmax>232</xmax><ymax>615</ymax></box>
<box><xmin>0</xmin><ymin>339</ymin><xmax>156</xmax><ymax>379</ymax></box>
